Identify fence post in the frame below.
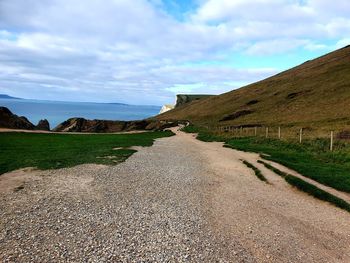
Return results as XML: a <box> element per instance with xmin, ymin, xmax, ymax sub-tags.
<box><xmin>278</xmin><ymin>126</ymin><xmax>281</xmax><ymax>139</ymax></box>
<box><xmin>330</xmin><ymin>131</ymin><xmax>334</xmax><ymax>151</ymax></box>
<box><xmin>254</xmin><ymin>127</ymin><xmax>257</xmax><ymax>136</ymax></box>
<box><xmin>299</xmin><ymin>128</ymin><xmax>303</xmax><ymax>143</ymax></box>
<box><xmin>265</xmin><ymin>127</ymin><xmax>269</xmax><ymax>138</ymax></box>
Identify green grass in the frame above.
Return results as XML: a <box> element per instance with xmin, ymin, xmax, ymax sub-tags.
<box><xmin>258</xmin><ymin>160</ymin><xmax>350</xmax><ymax>213</ymax></box>
<box><xmin>0</xmin><ymin>131</ymin><xmax>174</xmax><ymax>175</ymax></box>
<box><xmin>181</xmin><ymin>125</ymin><xmax>201</xmax><ymax>134</ymax></box>
<box><xmin>181</xmin><ymin>125</ymin><xmax>224</xmax><ymax>142</ymax></box>
<box><xmin>241</xmin><ymin>160</ymin><xmax>268</xmax><ymax>183</ymax></box>
<box><xmin>183</xmin><ymin>125</ymin><xmax>350</xmax><ymax>194</ymax></box>
<box><xmin>226</xmin><ymin>137</ymin><xmax>350</xmax><ymax>193</ymax></box>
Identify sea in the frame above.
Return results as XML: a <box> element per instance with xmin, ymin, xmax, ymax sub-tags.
<box><xmin>0</xmin><ymin>98</ymin><xmax>161</xmax><ymax>129</ymax></box>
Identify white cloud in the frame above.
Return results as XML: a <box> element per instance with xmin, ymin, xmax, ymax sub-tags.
<box><xmin>193</xmin><ymin>0</ymin><xmax>314</xmax><ymax>23</ymax></box>
<box><xmin>335</xmin><ymin>38</ymin><xmax>350</xmax><ymax>49</ymax></box>
<box><xmin>0</xmin><ymin>0</ymin><xmax>349</xmax><ymax>104</ymax></box>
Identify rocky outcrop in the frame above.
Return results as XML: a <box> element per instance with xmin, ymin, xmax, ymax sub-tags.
<box><xmin>36</xmin><ymin>119</ymin><xmax>50</xmax><ymax>131</ymax></box>
<box><xmin>53</xmin><ymin>117</ymin><xmax>179</xmax><ymax>133</ymax></box>
<box><xmin>0</xmin><ymin>106</ymin><xmax>177</xmax><ymax>133</ymax></box>
<box><xmin>159</xmin><ymin>95</ymin><xmax>214</xmax><ymax>115</ymax></box>
<box><xmin>175</xmin><ymin>94</ymin><xmax>213</xmax><ymax>108</ymax></box>
<box><xmin>0</xmin><ymin>107</ymin><xmax>36</xmax><ymax>130</ymax></box>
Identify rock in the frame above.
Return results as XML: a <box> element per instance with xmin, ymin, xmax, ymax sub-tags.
<box><xmin>36</xmin><ymin>119</ymin><xmax>50</xmax><ymax>131</ymax></box>
<box><xmin>0</xmin><ymin>107</ymin><xmax>36</xmax><ymax>130</ymax></box>
<box><xmin>53</xmin><ymin>117</ymin><xmax>179</xmax><ymax>133</ymax></box>
<box><xmin>0</xmin><ymin>105</ymin><xmax>180</xmax><ymax>133</ymax></box>
<box><xmin>53</xmin><ymin>118</ymin><xmax>126</xmax><ymax>133</ymax></box>
<box><xmin>175</xmin><ymin>94</ymin><xmax>213</xmax><ymax>108</ymax></box>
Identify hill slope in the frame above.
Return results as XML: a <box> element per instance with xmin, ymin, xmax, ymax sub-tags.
<box><xmin>158</xmin><ymin>46</ymin><xmax>350</xmax><ymax>129</ymax></box>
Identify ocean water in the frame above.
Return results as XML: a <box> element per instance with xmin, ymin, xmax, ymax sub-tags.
<box><xmin>0</xmin><ymin>98</ymin><xmax>161</xmax><ymax>129</ymax></box>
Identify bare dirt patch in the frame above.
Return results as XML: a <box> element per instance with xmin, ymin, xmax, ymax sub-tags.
<box><xmin>0</xmin><ymin>168</ymin><xmax>42</xmax><ymax>194</ymax></box>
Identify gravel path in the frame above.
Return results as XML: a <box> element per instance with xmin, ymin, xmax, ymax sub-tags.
<box><xmin>1</xmin><ymin>128</ymin><xmax>350</xmax><ymax>262</ymax></box>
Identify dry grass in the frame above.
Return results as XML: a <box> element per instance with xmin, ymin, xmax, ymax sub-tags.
<box><xmin>158</xmin><ymin>46</ymin><xmax>350</xmax><ymax>131</ymax></box>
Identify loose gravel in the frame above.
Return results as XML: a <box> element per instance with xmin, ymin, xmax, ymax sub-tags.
<box><xmin>1</xmin><ymin>128</ymin><xmax>350</xmax><ymax>262</ymax></box>
<box><xmin>0</xmin><ymin>131</ymin><xmax>252</xmax><ymax>262</ymax></box>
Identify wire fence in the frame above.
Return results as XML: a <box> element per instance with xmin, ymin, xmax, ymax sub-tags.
<box><xmin>200</xmin><ymin>125</ymin><xmax>350</xmax><ymax>151</ymax></box>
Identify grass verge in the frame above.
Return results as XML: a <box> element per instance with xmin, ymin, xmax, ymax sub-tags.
<box><xmin>0</xmin><ymin>130</ymin><xmax>174</xmax><ymax>175</ymax></box>
<box><xmin>258</xmin><ymin>160</ymin><xmax>350</xmax><ymax>213</ymax></box>
<box><xmin>182</xmin><ymin>125</ymin><xmax>350</xmax><ymax>194</ymax></box>
<box><xmin>226</xmin><ymin>137</ymin><xmax>350</xmax><ymax>193</ymax></box>
<box><xmin>241</xmin><ymin>160</ymin><xmax>269</xmax><ymax>183</ymax></box>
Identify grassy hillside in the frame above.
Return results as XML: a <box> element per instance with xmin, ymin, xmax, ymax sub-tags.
<box><xmin>158</xmin><ymin>46</ymin><xmax>350</xmax><ymax>130</ymax></box>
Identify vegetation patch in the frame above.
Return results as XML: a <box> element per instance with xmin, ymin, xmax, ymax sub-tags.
<box><xmin>219</xmin><ymin>110</ymin><xmax>253</xmax><ymax>122</ymax></box>
<box><xmin>182</xmin><ymin>125</ymin><xmax>350</xmax><ymax>193</ymax></box>
<box><xmin>246</xmin><ymin>99</ymin><xmax>259</xmax><ymax>106</ymax></box>
<box><xmin>286</xmin><ymin>92</ymin><xmax>302</xmax><ymax>99</ymax></box>
<box><xmin>226</xmin><ymin>137</ymin><xmax>350</xmax><ymax>193</ymax></box>
<box><xmin>241</xmin><ymin>160</ymin><xmax>268</xmax><ymax>183</ymax></box>
<box><xmin>258</xmin><ymin>160</ymin><xmax>350</xmax><ymax>213</ymax></box>
<box><xmin>181</xmin><ymin>125</ymin><xmax>224</xmax><ymax>142</ymax></box>
<box><xmin>0</xmin><ymin>130</ymin><xmax>174</xmax><ymax>175</ymax></box>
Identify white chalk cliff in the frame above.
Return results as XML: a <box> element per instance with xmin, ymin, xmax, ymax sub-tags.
<box><xmin>159</xmin><ymin>104</ymin><xmax>175</xmax><ymax>114</ymax></box>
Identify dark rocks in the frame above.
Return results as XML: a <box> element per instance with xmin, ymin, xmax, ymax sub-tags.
<box><xmin>0</xmin><ymin>106</ymin><xmax>177</xmax><ymax>133</ymax></box>
<box><xmin>52</xmin><ymin>118</ymin><xmax>126</xmax><ymax>133</ymax></box>
<box><xmin>36</xmin><ymin>119</ymin><xmax>50</xmax><ymax>131</ymax></box>
<box><xmin>53</xmin><ymin>118</ymin><xmax>179</xmax><ymax>133</ymax></box>
<box><xmin>175</xmin><ymin>94</ymin><xmax>213</xmax><ymax>108</ymax></box>
<box><xmin>0</xmin><ymin>107</ymin><xmax>36</xmax><ymax>130</ymax></box>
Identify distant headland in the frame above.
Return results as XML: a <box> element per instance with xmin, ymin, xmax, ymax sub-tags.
<box><xmin>0</xmin><ymin>94</ymin><xmax>22</xmax><ymax>100</ymax></box>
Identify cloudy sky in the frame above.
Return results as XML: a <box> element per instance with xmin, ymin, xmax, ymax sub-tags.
<box><xmin>0</xmin><ymin>0</ymin><xmax>349</xmax><ymax>105</ymax></box>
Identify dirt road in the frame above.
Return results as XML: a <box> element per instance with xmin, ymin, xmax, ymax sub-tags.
<box><xmin>1</xmin><ymin>128</ymin><xmax>349</xmax><ymax>262</ymax></box>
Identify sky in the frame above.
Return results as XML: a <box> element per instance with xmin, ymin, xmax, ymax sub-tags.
<box><xmin>0</xmin><ymin>0</ymin><xmax>350</xmax><ymax>106</ymax></box>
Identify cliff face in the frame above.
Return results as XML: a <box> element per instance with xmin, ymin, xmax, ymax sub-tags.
<box><xmin>159</xmin><ymin>94</ymin><xmax>214</xmax><ymax>115</ymax></box>
<box><xmin>175</xmin><ymin>94</ymin><xmax>214</xmax><ymax>108</ymax></box>
<box><xmin>159</xmin><ymin>104</ymin><xmax>175</xmax><ymax>114</ymax></box>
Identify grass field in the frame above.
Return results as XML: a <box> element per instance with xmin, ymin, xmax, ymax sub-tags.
<box><xmin>0</xmin><ymin>131</ymin><xmax>173</xmax><ymax>175</ymax></box>
<box><xmin>182</xmin><ymin>125</ymin><xmax>350</xmax><ymax>193</ymax></box>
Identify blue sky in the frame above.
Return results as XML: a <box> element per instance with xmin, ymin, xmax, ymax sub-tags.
<box><xmin>0</xmin><ymin>0</ymin><xmax>349</xmax><ymax>105</ymax></box>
